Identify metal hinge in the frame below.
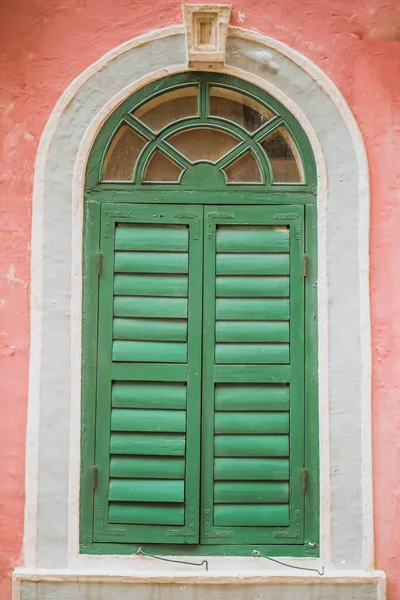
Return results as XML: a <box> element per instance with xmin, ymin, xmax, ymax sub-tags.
<box><xmin>204</xmin><ymin>530</ymin><xmax>232</xmax><ymax>538</ymax></box>
<box><xmin>97</xmin><ymin>252</ymin><xmax>102</xmax><ymax>276</ymax></box>
<box><xmin>92</xmin><ymin>466</ymin><xmax>98</xmax><ymax>490</ymax></box>
<box><xmin>273</xmin><ymin>531</ymin><xmax>301</xmax><ymax>539</ymax></box>
<box><xmin>303</xmin><ymin>255</ymin><xmax>308</xmax><ymax>278</ymax></box>
<box><xmin>301</xmin><ymin>468</ymin><xmax>308</xmax><ymax>492</ymax></box>
<box><xmin>167</xmin><ymin>530</ymin><xmax>196</xmax><ymax>537</ymax></box>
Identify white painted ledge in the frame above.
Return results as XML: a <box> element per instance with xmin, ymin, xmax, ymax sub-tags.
<box><xmin>13</xmin><ymin>566</ymin><xmax>386</xmax><ymax>586</ymax></box>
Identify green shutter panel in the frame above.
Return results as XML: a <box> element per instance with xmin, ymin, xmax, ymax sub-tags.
<box><xmin>201</xmin><ymin>205</ymin><xmax>305</xmax><ymax>545</ymax></box>
<box><xmin>93</xmin><ymin>204</ymin><xmax>203</xmax><ymax>544</ymax></box>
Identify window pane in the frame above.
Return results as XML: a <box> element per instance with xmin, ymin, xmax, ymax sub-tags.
<box><xmin>260</xmin><ymin>126</ymin><xmax>304</xmax><ymax>183</ymax></box>
<box><xmin>102</xmin><ymin>125</ymin><xmax>146</xmax><ymax>181</ymax></box>
<box><xmin>168</xmin><ymin>128</ymin><xmax>240</xmax><ymax>163</ymax></box>
<box><xmin>134</xmin><ymin>87</ymin><xmax>198</xmax><ymax>132</ymax></box>
<box><xmin>144</xmin><ymin>151</ymin><xmax>183</xmax><ymax>182</ymax></box>
<box><xmin>224</xmin><ymin>151</ymin><xmax>262</xmax><ymax>183</ymax></box>
<box><xmin>210</xmin><ymin>87</ymin><xmax>274</xmax><ymax>132</ymax></box>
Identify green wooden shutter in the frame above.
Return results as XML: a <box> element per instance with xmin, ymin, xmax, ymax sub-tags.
<box><xmin>201</xmin><ymin>205</ymin><xmax>305</xmax><ymax>545</ymax></box>
<box><xmin>93</xmin><ymin>204</ymin><xmax>203</xmax><ymax>544</ymax></box>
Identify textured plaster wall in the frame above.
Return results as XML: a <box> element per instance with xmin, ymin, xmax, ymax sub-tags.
<box><xmin>0</xmin><ymin>0</ymin><xmax>399</xmax><ymax>599</ymax></box>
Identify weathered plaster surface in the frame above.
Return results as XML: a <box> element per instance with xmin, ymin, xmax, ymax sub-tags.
<box><xmin>26</xmin><ymin>20</ymin><xmax>371</xmax><ymax>585</ymax></box>
<box><xmin>0</xmin><ymin>1</ymin><xmax>399</xmax><ymax>599</ymax></box>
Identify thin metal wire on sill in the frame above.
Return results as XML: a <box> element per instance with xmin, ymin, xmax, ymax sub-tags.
<box><xmin>136</xmin><ymin>547</ymin><xmax>209</xmax><ymax>571</ymax></box>
<box><xmin>252</xmin><ymin>550</ymin><xmax>324</xmax><ymax>576</ymax></box>
<box><xmin>135</xmin><ymin>548</ymin><xmax>323</xmax><ymax>576</ymax></box>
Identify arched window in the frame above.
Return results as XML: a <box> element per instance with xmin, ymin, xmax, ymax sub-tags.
<box><xmin>81</xmin><ymin>72</ymin><xmax>318</xmax><ymax>556</ymax></box>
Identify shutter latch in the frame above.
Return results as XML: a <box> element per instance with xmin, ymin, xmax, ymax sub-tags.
<box><xmin>92</xmin><ymin>466</ymin><xmax>98</xmax><ymax>490</ymax></box>
<box><xmin>301</xmin><ymin>468</ymin><xmax>308</xmax><ymax>492</ymax></box>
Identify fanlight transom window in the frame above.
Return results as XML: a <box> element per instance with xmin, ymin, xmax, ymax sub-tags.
<box><xmin>97</xmin><ymin>74</ymin><xmax>310</xmax><ymax>187</ymax></box>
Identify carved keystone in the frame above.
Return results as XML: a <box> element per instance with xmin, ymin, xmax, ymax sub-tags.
<box><xmin>183</xmin><ymin>4</ymin><xmax>232</xmax><ymax>66</ymax></box>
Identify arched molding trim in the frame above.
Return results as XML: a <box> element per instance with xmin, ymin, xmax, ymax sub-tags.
<box><xmin>22</xmin><ymin>23</ymin><xmax>375</xmax><ymax>588</ymax></box>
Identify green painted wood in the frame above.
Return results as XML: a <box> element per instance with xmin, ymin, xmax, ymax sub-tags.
<box><xmin>89</xmin><ymin>188</ymin><xmax>316</xmax><ymax>204</ymax></box>
<box><xmin>215</xmin><ymin>384</ymin><xmax>289</xmax><ymax>411</ymax></box>
<box><xmin>216</xmin><ymin>227</ymin><xmax>289</xmax><ymax>253</ymax></box>
<box><xmin>215</xmin><ymin>343</ymin><xmax>289</xmax><ymax>364</ymax></box>
<box><xmin>181</xmin><ymin>163</ymin><xmax>227</xmax><ymax>188</ymax></box>
<box><xmin>115</xmin><ymin>251</ymin><xmax>188</xmax><ymax>274</ymax></box>
<box><xmin>214</xmin><ymin>505</ymin><xmax>289</xmax><ymax>527</ymax></box>
<box><xmin>214</xmin><ymin>434</ymin><xmax>289</xmax><ymax>457</ymax></box>
<box><xmin>216</xmin><ymin>254</ymin><xmax>289</xmax><ymax>275</ymax></box>
<box><xmin>216</xmin><ymin>276</ymin><xmax>289</xmax><ymax>298</ymax></box>
<box><xmin>115</xmin><ymin>225</ymin><xmax>188</xmax><ymax>251</ymax></box>
<box><xmin>114</xmin><ymin>297</ymin><xmax>187</xmax><ymax>319</ymax></box>
<box><xmin>80</xmin><ymin>199</ymin><xmax>101</xmax><ymax>548</ymax></box>
<box><xmin>110</xmin><ymin>456</ymin><xmax>185</xmax><ymax>479</ymax></box>
<box><xmin>111</xmin><ymin>363</ymin><xmax>187</xmax><ymax>381</ymax></box>
<box><xmin>114</xmin><ymin>274</ymin><xmax>188</xmax><ymax>297</ymax></box>
<box><xmin>214</xmin><ymin>458</ymin><xmax>289</xmax><ymax>480</ymax></box>
<box><xmin>84</xmin><ymin>201</ymin><xmax>312</xmax><ymax>549</ymax></box>
<box><xmin>109</xmin><ymin>503</ymin><xmax>184</xmax><ymax>525</ymax></box>
<box><xmin>112</xmin><ymin>340</ymin><xmax>187</xmax><ymax>363</ymax></box>
<box><xmin>113</xmin><ymin>318</ymin><xmax>187</xmax><ymax>342</ymax></box>
<box><xmin>111</xmin><ymin>408</ymin><xmax>186</xmax><ymax>432</ymax></box>
<box><xmin>214</xmin><ymin>482</ymin><xmax>289</xmax><ymax>503</ymax></box>
<box><xmin>111</xmin><ymin>409</ymin><xmax>186</xmax><ymax>432</ymax></box>
<box><xmin>214</xmin><ymin>412</ymin><xmax>289</xmax><ymax>434</ymax></box>
<box><xmin>216</xmin><ymin>321</ymin><xmax>289</xmax><ymax>343</ymax></box>
<box><xmin>110</xmin><ymin>433</ymin><xmax>186</xmax><ymax>455</ymax></box>
<box><xmin>304</xmin><ymin>203</ymin><xmax>320</xmax><ymax>551</ymax></box>
<box><xmin>216</xmin><ymin>298</ymin><xmax>289</xmax><ymax>320</ymax></box>
<box><xmin>112</xmin><ymin>382</ymin><xmax>187</xmax><ymax>408</ymax></box>
<box><xmin>109</xmin><ymin>479</ymin><xmax>184</xmax><ymax>502</ymax></box>
<box><xmin>214</xmin><ymin>364</ymin><xmax>291</xmax><ymax>383</ymax></box>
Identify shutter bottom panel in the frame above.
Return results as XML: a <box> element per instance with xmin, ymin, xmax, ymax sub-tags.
<box><xmin>213</xmin><ymin>383</ymin><xmax>290</xmax><ymax>529</ymax></box>
<box><xmin>107</xmin><ymin>381</ymin><xmax>188</xmax><ymax>531</ymax></box>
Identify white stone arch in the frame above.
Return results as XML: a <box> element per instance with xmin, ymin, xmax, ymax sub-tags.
<box><xmin>18</xmin><ymin>23</ymin><xmax>383</xmax><ymax>598</ymax></box>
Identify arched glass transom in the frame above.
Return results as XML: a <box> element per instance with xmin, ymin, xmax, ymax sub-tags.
<box><xmin>87</xmin><ymin>73</ymin><xmax>316</xmax><ymax>192</ymax></box>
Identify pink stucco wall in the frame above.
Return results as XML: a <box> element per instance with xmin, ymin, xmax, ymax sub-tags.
<box><xmin>0</xmin><ymin>1</ymin><xmax>399</xmax><ymax>598</ymax></box>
